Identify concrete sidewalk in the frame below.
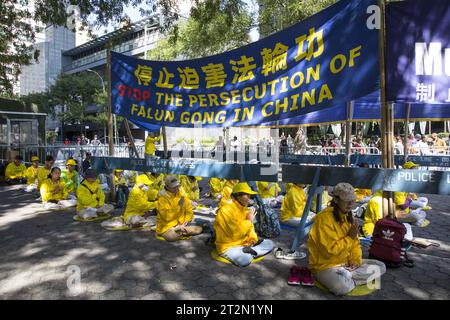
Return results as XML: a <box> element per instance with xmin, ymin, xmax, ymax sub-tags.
<box><xmin>0</xmin><ymin>185</ymin><xmax>448</xmax><ymax>300</ymax></box>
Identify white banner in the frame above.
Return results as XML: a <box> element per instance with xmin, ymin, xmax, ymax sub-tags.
<box><xmin>331</xmin><ymin>124</ymin><xmax>342</xmax><ymax>137</ymax></box>
<box><xmin>419</xmin><ymin>121</ymin><xmax>427</xmax><ymax>134</ymax></box>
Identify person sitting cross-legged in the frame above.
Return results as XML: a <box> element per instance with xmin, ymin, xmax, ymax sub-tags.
<box><xmin>5</xmin><ymin>155</ymin><xmax>27</xmax><ymax>185</ymax></box>
<box><xmin>214</xmin><ymin>182</ymin><xmax>274</xmax><ymax>267</ymax></box>
<box><xmin>76</xmin><ymin>169</ymin><xmax>114</xmax><ymax>219</ymax></box>
<box><xmin>25</xmin><ymin>156</ymin><xmax>40</xmax><ymax>193</ymax></box>
<box><xmin>122</xmin><ymin>174</ymin><xmax>157</xmax><ymax>227</ymax></box>
<box><xmin>308</xmin><ymin>182</ymin><xmax>386</xmax><ymax>296</ymax></box>
<box><xmin>281</xmin><ymin>183</ymin><xmax>315</xmax><ymax>227</ymax></box>
<box><xmin>40</xmin><ymin>167</ymin><xmax>77</xmax><ymax>210</ymax></box>
<box><xmin>156</xmin><ymin>175</ymin><xmax>203</xmax><ymax>242</ymax></box>
<box><xmin>61</xmin><ymin>159</ymin><xmax>80</xmax><ymax>199</ymax></box>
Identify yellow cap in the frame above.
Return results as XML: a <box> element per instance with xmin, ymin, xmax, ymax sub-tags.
<box><xmin>115</xmin><ymin>169</ymin><xmax>124</xmax><ymax>173</ymax></box>
<box><xmin>403</xmin><ymin>161</ymin><xmax>419</xmax><ymax>169</ymax></box>
<box><xmin>66</xmin><ymin>159</ymin><xmax>77</xmax><ymax>166</ymax></box>
<box><xmin>136</xmin><ymin>174</ymin><xmax>153</xmax><ymax>186</ymax></box>
<box><xmin>232</xmin><ymin>182</ymin><xmax>257</xmax><ymax>195</ymax></box>
<box><xmin>31</xmin><ymin>156</ymin><xmax>39</xmax><ymax>162</ymax></box>
<box><xmin>195</xmin><ymin>176</ymin><xmax>203</xmax><ymax>181</ymax></box>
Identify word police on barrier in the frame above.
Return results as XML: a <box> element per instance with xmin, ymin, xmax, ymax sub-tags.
<box><xmin>282</xmin><ymin>165</ymin><xmax>450</xmax><ymax>195</ymax></box>
<box><xmin>91</xmin><ymin>157</ymin><xmax>278</xmax><ymax>182</ymax></box>
<box><xmin>111</xmin><ymin>0</ymin><xmax>378</xmax><ymax>130</ymax></box>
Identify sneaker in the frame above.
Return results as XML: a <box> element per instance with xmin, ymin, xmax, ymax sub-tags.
<box><xmin>282</xmin><ymin>250</ymin><xmax>307</xmax><ymax>260</ymax></box>
<box><xmin>422</xmin><ymin>205</ymin><xmax>432</xmax><ymax>211</ymax></box>
<box><xmin>273</xmin><ymin>247</ymin><xmax>284</xmax><ymax>259</ymax></box>
<box><xmin>288</xmin><ymin>265</ymin><xmax>301</xmax><ymax>286</ymax></box>
<box><xmin>300</xmin><ymin>267</ymin><xmax>314</xmax><ymax>286</ymax></box>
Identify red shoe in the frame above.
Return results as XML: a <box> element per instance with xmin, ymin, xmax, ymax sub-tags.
<box><xmin>288</xmin><ymin>265</ymin><xmax>301</xmax><ymax>286</ymax></box>
<box><xmin>300</xmin><ymin>267</ymin><xmax>314</xmax><ymax>287</ymax></box>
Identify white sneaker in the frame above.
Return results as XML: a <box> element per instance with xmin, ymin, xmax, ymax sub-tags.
<box><xmin>282</xmin><ymin>250</ymin><xmax>306</xmax><ymax>260</ymax></box>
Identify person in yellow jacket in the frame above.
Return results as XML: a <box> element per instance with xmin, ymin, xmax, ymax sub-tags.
<box><xmin>280</xmin><ymin>183</ymin><xmax>315</xmax><ymax>227</ymax></box>
<box><xmin>76</xmin><ymin>169</ymin><xmax>114</xmax><ymax>219</ymax></box>
<box><xmin>25</xmin><ymin>156</ymin><xmax>40</xmax><ymax>192</ymax></box>
<box><xmin>146</xmin><ymin>172</ymin><xmax>164</xmax><ymax>201</ymax></box>
<box><xmin>311</xmin><ymin>186</ymin><xmax>333</xmax><ymax>213</ymax></box>
<box><xmin>40</xmin><ymin>167</ymin><xmax>77</xmax><ymax>210</ymax></box>
<box><xmin>5</xmin><ymin>155</ymin><xmax>27</xmax><ymax>184</ymax></box>
<box><xmin>362</xmin><ymin>190</ymin><xmax>413</xmax><ymax>241</ymax></box>
<box><xmin>401</xmin><ymin>161</ymin><xmax>431</xmax><ymax>210</ymax></box>
<box><xmin>180</xmin><ymin>175</ymin><xmax>202</xmax><ymax>205</ymax></box>
<box><xmin>156</xmin><ymin>175</ymin><xmax>202</xmax><ymax>242</ymax></box>
<box><xmin>37</xmin><ymin>155</ymin><xmax>54</xmax><ymax>189</ymax></box>
<box><xmin>214</xmin><ymin>182</ymin><xmax>273</xmax><ymax>267</ymax></box>
<box><xmin>144</xmin><ymin>133</ymin><xmax>161</xmax><ymax>159</ymax></box>
<box><xmin>307</xmin><ymin>182</ymin><xmax>386</xmax><ymax>296</ymax></box>
<box><xmin>209</xmin><ymin>177</ymin><xmax>225</xmax><ymax>199</ymax></box>
<box><xmin>256</xmin><ymin>181</ymin><xmax>281</xmax><ymax>199</ymax></box>
<box><xmin>122</xmin><ymin>174</ymin><xmax>158</xmax><ymax>227</ymax></box>
<box><xmin>60</xmin><ymin>159</ymin><xmax>80</xmax><ymax>197</ymax></box>
<box><xmin>354</xmin><ymin>188</ymin><xmax>372</xmax><ymax>204</ymax></box>
<box><xmin>114</xmin><ymin>169</ymin><xmax>129</xmax><ymax>208</ymax></box>
<box><xmin>219</xmin><ymin>179</ymin><xmax>239</xmax><ymax>207</ymax></box>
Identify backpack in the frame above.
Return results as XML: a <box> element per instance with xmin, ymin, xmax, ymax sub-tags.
<box><xmin>369</xmin><ymin>218</ymin><xmax>406</xmax><ymax>268</ymax></box>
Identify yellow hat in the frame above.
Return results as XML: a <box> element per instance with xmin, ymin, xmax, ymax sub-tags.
<box><xmin>232</xmin><ymin>182</ymin><xmax>257</xmax><ymax>195</ymax></box>
<box><xmin>195</xmin><ymin>176</ymin><xmax>203</xmax><ymax>181</ymax></box>
<box><xmin>31</xmin><ymin>156</ymin><xmax>39</xmax><ymax>162</ymax></box>
<box><xmin>403</xmin><ymin>161</ymin><xmax>419</xmax><ymax>169</ymax></box>
<box><xmin>115</xmin><ymin>169</ymin><xmax>124</xmax><ymax>173</ymax></box>
<box><xmin>136</xmin><ymin>174</ymin><xmax>153</xmax><ymax>186</ymax></box>
<box><xmin>66</xmin><ymin>159</ymin><xmax>77</xmax><ymax>166</ymax></box>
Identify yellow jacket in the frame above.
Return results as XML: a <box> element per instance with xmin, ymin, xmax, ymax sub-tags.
<box><xmin>257</xmin><ymin>181</ymin><xmax>281</xmax><ymax>198</ymax></box>
<box><xmin>355</xmin><ymin>188</ymin><xmax>372</xmax><ymax>202</ymax></box>
<box><xmin>395</xmin><ymin>191</ymin><xmax>416</xmax><ymax>213</ymax></box>
<box><xmin>114</xmin><ymin>175</ymin><xmax>127</xmax><ymax>186</ymax></box>
<box><xmin>156</xmin><ymin>188</ymin><xmax>193</xmax><ymax>235</ymax></box>
<box><xmin>5</xmin><ymin>162</ymin><xmax>27</xmax><ymax>179</ymax></box>
<box><xmin>362</xmin><ymin>191</ymin><xmax>383</xmax><ymax>237</ymax></box>
<box><xmin>210</xmin><ymin>178</ymin><xmax>224</xmax><ymax>197</ymax></box>
<box><xmin>40</xmin><ymin>178</ymin><xmax>68</xmax><ymax>203</ymax></box>
<box><xmin>307</xmin><ymin>206</ymin><xmax>362</xmax><ymax>274</ymax></box>
<box><xmin>281</xmin><ymin>184</ymin><xmax>307</xmax><ymax>222</ymax></box>
<box><xmin>76</xmin><ymin>180</ymin><xmax>105</xmax><ymax>211</ymax></box>
<box><xmin>311</xmin><ymin>190</ymin><xmax>333</xmax><ymax>213</ymax></box>
<box><xmin>145</xmin><ymin>136</ymin><xmax>160</xmax><ymax>155</ymax></box>
<box><xmin>219</xmin><ymin>180</ymin><xmax>238</xmax><ymax>207</ymax></box>
<box><xmin>214</xmin><ymin>198</ymin><xmax>258</xmax><ymax>255</ymax></box>
<box><xmin>180</xmin><ymin>176</ymin><xmax>200</xmax><ymax>201</ymax></box>
<box><xmin>123</xmin><ymin>185</ymin><xmax>157</xmax><ymax>221</ymax></box>
<box><xmin>37</xmin><ymin>167</ymin><xmax>52</xmax><ymax>188</ymax></box>
<box><xmin>25</xmin><ymin>166</ymin><xmax>39</xmax><ymax>185</ymax></box>
<box><xmin>146</xmin><ymin>173</ymin><xmax>165</xmax><ymax>201</ymax></box>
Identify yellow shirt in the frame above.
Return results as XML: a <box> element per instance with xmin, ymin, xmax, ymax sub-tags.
<box><xmin>311</xmin><ymin>190</ymin><xmax>333</xmax><ymax>213</ymax></box>
<box><xmin>5</xmin><ymin>162</ymin><xmax>27</xmax><ymax>179</ymax></box>
<box><xmin>146</xmin><ymin>173</ymin><xmax>165</xmax><ymax>201</ymax></box>
<box><xmin>179</xmin><ymin>176</ymin><xmax>200</xmax><ymax>201</ymax></box>
<box><xmin>40</xmin><ymin>178</ymin><xmax>68</xmax><ymax>203</ymax></box>
<box><xmin>355</xmin><ymin>188</ymin><xmax>372</xmax><ymax>202</ymax></box>
<box><xmin>281</xmin><ymin>184</ymin><xmax>307</xmax><ymax>222</ymax></box>
<box><xmin>210</xmin><ymin>178</ymin><xmax>225</xmax><ymax>197</ymax></box>
<box><xmin>394</xmin><ymin>191</ymin><xmax>415</xmax><ymax>213</ymax></box>
<box><xmin>25</xmin><ymin>166</ymin><xmax>39</xmax><ymax>185</ymax></box>
<box><xmin>214</xmin><ymin>198</ymin><xmax>258</xmax><ymax>255</ymax></box>
<box><xmin>219</xmin><ymin>180</ymin><xmax>238</xmax><ymax>207</ymax></box>
<box><xmin>307</xmin><ymin>207</ymin><xmax>362</xmax><ymax>274</ymax></box>
<box><xmin>145</xmin><ymin>136</ymin><xmax>160</xmax><ymax>155</ymax></box>
<box><xmin>156</xmin><ymin>188</ymin><xmax>193</xmax><ymax>235</ymax></box>
<box><xmin>37</xmin><ymin>167</ymin><xmax>52</xmax><ymax>188</ymax></box>
<box><xmin>76</xmin><ymin>180</ymin><xmax>105</xmax><ymax>211</ymax></box>
<box><xmin>114</xmin><ymin>175</ymin><xmax>127</xmax><ymax>186</ymax></box>
<box><xmin>123</xmin><ymin>185</ymin><xmax>157</xmax><ymax>221</ymax></box>
<box><xmin>257</xmin><ymin>181</ymin><xmax>281</xmax><ymax>199</ymax></box>
<box><xmin>362</xmin><ymin>191</ymin><xmax>383</xmax><ymax>237</ymax></box>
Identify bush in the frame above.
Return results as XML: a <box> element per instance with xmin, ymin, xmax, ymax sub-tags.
<box><xmin>438</xmin><ymin>132</ymin><xmax>449</xmax><ymax>139</ymax></box>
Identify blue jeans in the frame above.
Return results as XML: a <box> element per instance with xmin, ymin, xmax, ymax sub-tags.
<box><xmin>221</xmin><ymin>239</ymin><xmax>274</xmax><ymax>267</ymax></box>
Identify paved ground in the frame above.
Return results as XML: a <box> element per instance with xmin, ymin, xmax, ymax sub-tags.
<box><xmin>0</xmin><ymin>184</ymin><xmax>448</xmax><ymax>300</ymax></box>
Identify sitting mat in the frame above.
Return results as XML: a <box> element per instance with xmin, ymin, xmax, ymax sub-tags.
<box><xmin>211</xmin><ymin>249</ymin><xmax>265</xmax><ymax>265</ymax></box>
<box><xmin>314</xmin><ymin>280</ymin><xmax>378</xmax><ymax>296</ymax></box>
<box><xmin>155</xmin><ymin>234</ymin><xmax>192</xmax><ymax>241</ymax></box>
<box><xmin>73</xmin><ymin>213</ymin><xmax>112</xmax><ymax>222</ymax></box>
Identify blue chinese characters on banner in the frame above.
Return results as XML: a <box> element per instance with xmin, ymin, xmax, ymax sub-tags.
<box><xmin>111</xmin><ymin>0</ymin><xmax>379</xmax><ymax>130</ymax></box>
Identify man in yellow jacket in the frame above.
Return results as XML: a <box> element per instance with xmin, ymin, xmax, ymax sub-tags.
<box><xmin>144</xmin><ymin>133</ymin><xmax>161</xmax><ymax>160</ymax></box>
<box><xmin>214</xmin><ymin>182</ymin><xmax>273</xmax><ymax>267</ymax></box>
<box><xmin>37</xmin><ymin>155</ymin><xmax>54</xmax><ymax>189</ymax></box>
<box><xmin>76</xmin><ymin>169</ymin><xmax>114</xmax><ymax>219</ymax></box>
<box><xmin>219</xmin><ymin>179</ymin><xmax>239</xmax><ymax>207</ymax></box>
<box><xmin>156</xmin><ymin>175</ymin><xmax>202</xmax><ymax>241</ymax></box>
<box><xmin>180</xmin><ymin>175</ymin><xmax>202</xmax><ymax>204</ymax></box>
<box><xmin>256</xmin><ymin>181</ymin><xmax>281</xmax><ymax>199</ymax></box>
<box><xmin>209</xmin><ymin>177</ymin><xmax>225</xmax><ymax>199</ymax></box>
<box><xmin>308</xmin><ymin>183</ymin><xmax>386</xmax><ymax>295</ymax></box>
<box><xmin>122</xmin><ymin>174</ymin><xmax>158</xmax><ymax>227</ymax></box>
<box><xmin>146</xmin><ymin>172</ymin><xmax>165</xmax><ymax>201</ymax></box>
<box><xmin>354</xmin><ymin>188</ymin><xmax>372</xmax><ymax>204</ymax></box>
<box><xmin>40</xmin><ymin>167</ymin><xmax>77</xmax><ymax>210</ymax></box>
<box><xmin>25</xmin><ymin>156</ymin><xmax>40</xmax><ymax>192</ymax></box>
<box><xmin>5</xmin><ymin>155</ymin><xmax>27</xmax><ymax>184</ymax></box>
<box><xmin>280</xmin><ymin>183</ymin><xmax>315</xmax><ymax>226</ymax></box>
